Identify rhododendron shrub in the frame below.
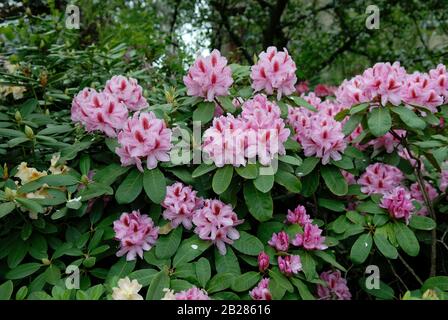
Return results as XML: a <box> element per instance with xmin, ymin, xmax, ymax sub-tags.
<box><xmin>1</xmin><ymin>45</ymin><xmax>448</xmax><ymax>302</ymax></box>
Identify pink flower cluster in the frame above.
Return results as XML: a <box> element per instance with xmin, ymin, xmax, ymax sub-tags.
<box><xmin>251</xmin><ymin>47</ymin><xmax>297</xmax><ymax>99</ymax></box>
<box><xmin>292</xmin><ymin>223</ymin><xmax>328</xmax><ymax>251</ymax></box>
<box><xmin>358</xmin><ymin>163</ymin><xmax>404</xmax><ymax>195</ymax></box>
<box><xmin>278</xmin><ymin>255</ymin><xmax>302</xmax><ymax>277</ymax></box>
<box><xmin>183</xmin><ymin>49</ymin><xmax>233</xmax><ymax>101</ymax></box>
<box><xmin>336</xmin><ymin>62</ymin><xmax>447</xmax><ymax>112</ymax></box>
<box><xmin>410</xmin><ymin>182</ymin><xmax>438</xmax><ymax>216</ymax></box>
<box><xmin>192</xmin><ymin>199</ymin><xmax>243</xmax><ymax>255</ymax></box>
<box><xmin>317</xmin><ymin>270</ymin><xmax>351</xmax><ymax>300</ymax></box>
<box><xmin>286</xmin><ymin>205</ymin><xmax>312</xmax><ymax>225</ymax></box>
<box><xmin>104</xmin><ymin>75</ymin><xmax>148</xmax><ymax>111</ymax></box>
<box><xmin>268</xmin><ymin>231</ymin><xmax>289</xmax><ymax>252</ymax></box>
<box><xmin>203</xmin><ymin>94</ymin><xmax>290</xmax><ymax>167</ymax></box>
<box><xmin>162</xmin><ymin>182</ymin><xmax>203</xmax><ymax>229</ymax></box>
<box><xmin>115</xmin><ymin>111</ymin><xmax>172</xmax><ymax>171</ymax></box>
<box><xmin>113</xmin><ymin>210</ymin><xmax>159</xmax><ymax>261</ymax></box>
<box><xmin>380</xmin><ymin>186</ymin><xmax>415</xmax><ymax>224</ymax></box>
<box><xmin>287</xmin><ymin>95</ymin><xmax>347</xmax><ymax>164</ymax></box>
<box><xmin>249</xmin><ymin>278</ymin><xmax>272</xmax><ymax>300</ymax></box>
<box><xmin>71</xmin><ymin>88</ymin><xmax>128</xmax><ymax>137</ymax></box>
<box><xmin>174</xmin><ymin>287</ymin><xmax>210</xmax><ymax>300</ymax></box>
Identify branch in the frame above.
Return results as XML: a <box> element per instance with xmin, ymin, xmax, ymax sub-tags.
<box><xmin>262</xmin><ymin>0</ymin><xmax>289</xmax><ymax>48</ymax></box>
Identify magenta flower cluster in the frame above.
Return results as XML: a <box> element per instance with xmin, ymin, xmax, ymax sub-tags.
<box><xmin>317</xmin><ymin>270</ymin><xmax>352</xmax><ymax>300</ymax></box>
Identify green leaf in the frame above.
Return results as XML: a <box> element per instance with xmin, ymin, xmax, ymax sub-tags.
<box><xmin>409</xmin><ymin>216</ymin><xmax>436</xmax><ymax>231</ymax></box>
<box><xmin>206</xmin><ymin>273</ymin><xmax>234</xmax><ymax>293</ymax></box>
<box><xmin>16</xmin><ymin>198</ymin><xmax>44</xmax><ymax>213</ymax></box>
<box><xmin>290</xmin><ymin>278</ymin><xmax>315</xmax><ymax>300</ymax></box>
<box><xmin>356</xmin><ymin>201</ymin><xmax>386</xmax><ymax>214</ymax></box>
<box><xmin>318</xmin><ymin>198</ymin><xmax>345</xmax><ymax>212</ymax></box>
<box><xmin>193</xmin><ymin>102</ymin><xmax>215</xmax><ymax>124</ymax></box>
<box><xmin>274</xmin><ymin>170</ymin><xmax>301</xmax><ymax>193</ymax></box>
<box><xmin>422</xmin><ymin>276</ymin><xmax>448</xmax><ymax>291</ymax></box>
<box><xmin>195</xmin><ymin>258</ymin><xmax>211</xmax><ymax>288</ymax></box>
<box><xmin>232</xmin><ymin>231</ymin><xmax>264</xmax><ymax>256</ymax></box>
<box><xmin>192</xmin><ymin>163</ymin><xmax>216</xmax><ymax>178</ymax></box>
<box><xmin>20</xmin><ymin>98</ymin><xmax>38</xmax><ymax>116</ymax></box>
<box><xmin>115</xmin><ymin>169</ymin><xmax>143</xmax><ymax>204</ymax></box>
<box><xmin>279</xmin><ymin>155</ymin><xmax>302</xmax><ymax>166</ymax></box>
<box><xmin>20</xmin><ymin>175</ymin><xmax>79</xmax><ymax>193</ymax></box>
<box><xmin>301</xmin><ymin>252</ymin><xmax>317</xmax><ymax>280</ymax></box>
<box><xmin>289</xmin><ymin>96</ymin><xmax>318</xmax><ymax>112</ymax></box>
<box><xmin>173</xmin><ymin>236</ymin><xmax>212</xmax><ymax>267</ymax></box>
<box><xmin>253</xmin><ymin>174</ymin><xmax>274</xmax><ymax>192</ymax></box>
<box><xmin>0</xmin><ymin>202</ymin><xmax>15</xmax><ymax>219</ymax></box>
<box><xmin>312</xmin><ymin>251</ymin><xmax>347</xmax><ymax>272</ymax></box>
<box><xmin>343</xmin><ymin>113</ymin><xmax>363</xmax><ymax>136</ymax></box>
<box><xmin>231</xmin><ymin>272</ymin><xmax>261</xmax><ymax>292</ymax></box>
<box><xmin>212</xmin><ymin>165</ymin><xmax>233</xmax><ymax>194</ymax></box>
<box><xmin>295</xmin><ymin>157</ymin><xmax>319</xmax><ymax>177</ymax></box>
<box><xmin>360</xmin><ymin>279</ymin><xmax>395</xmax><ymax>300</ymax></box>
<box><xmin>235</xmin><ymin>164</ymin><xmax>258</xmax><ymax>179</ymax></box>
<box><xmin>391</xmin><ymin>106</ymin><xmax>426</xmax><ymax>130</ymax></box>
<box><xmin>300</xmin><ymin>170</ymin><xmax>319</xmax><ymax>197</ymax></box>
<box><xmin>0</xmin><ymin>281</ymin><xmax>13</xmax><ymax>300</ymax></box>
<box><xmin>146</xmin><ymin>271</ymin><xmax>170</xmax><ymax>300</ymax></box>
<box><xmin>243</xmin><ymin>182</ymin><xmax>273</xmax><ymax>222</ymax></box>
<box><xmin>373</xmin><ymin>233</ymin><xmax>398</xmax><ymax>259</ymax></box>
<box><xmin>79</xmin><ymin>154</ymin><xmax>91</xmax><ymax>176</ymax></box>
<box><xmin>216</xmin><ymin>96</ymin><xmax>236</xmax><ymax>113</ymax></box>
<box><xmin>155</xmin><ymin>227</ymin><xmax>182</xmax><ymax>259</ymax></box>
<box><xmin>215</xmin><ymin>247</ymin><xmax>241</xmax><ymax>275</ymax></box>
<box><xmin>395</xmin><ymin>223</ymin><xmax>420</xmax><ymax>256</ymax></box>
<box><xmin>143</xmin><ymin>168</ymin><xmax>166</xmax><ymax>204</ymax></box>
<box><xmin>321</xmin><ymin>166</ymin><xmax>348</xmax><ymax>196</ymax></box>
<box><xmin>268</xmin><ymin>269</ymin><xmax>294</xmax><ymax>293</ymax></box>
<box><xmin>94</xmin><ymin>164</ymin><xmax>129</xmax><ymax>186</ymax></box>
<box><xmin>350</xmin><ymin>103</ymin><xmax>369</xmax><ymax>115</ymax></box>
<box><xmin>5</xmin><ymin>263</ymin><xmax>41</xmax><ymax>280</ymax></box>
<box><xmin>368</xmin><ymin>107</ymin><xmax>392</xmax><ymax>137</ymax></box>
<box><xmin>350</xmin><ymin>233</ymin><xmax>373</xmax><ymax>264</ymax></box>
<box><xmin>77</xmin><ymin>183</ymin><xmax>113</xmax><ymax>201</ymax></box>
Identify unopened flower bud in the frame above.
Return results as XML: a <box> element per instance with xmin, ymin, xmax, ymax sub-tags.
<box><xmin>258</xmin><ymin>251</ymin><xmax>270</xmax><ymax>272</ymax></box>
<box><xmin>24</xmin><ymin>125</ymin><xmax>34</xmax><ymax>138</ymax></box>
<box><xmin>42</xmin><ymin>258</ymin><xmax>51</xmax><ymax>265</ymax></box>
<box><xmin>15</xmin><ymin>111</ymin><xmax>22</xmax><ymax>123</ymax></box>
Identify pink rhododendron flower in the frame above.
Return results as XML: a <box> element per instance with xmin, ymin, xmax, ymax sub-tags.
<box><xmin>258</xmin><ymin>251</ymin><xmax>270</xmax><ymax>272</ymax></box>
<box><xmin>286</xmin><ymin>205</ymin><xmax>312</xmax><ymax>226</ymax></box>
<box><xmin>183</xmin><ymin>49</ymin><xmax>233</xmax><ymax>101</ymax></box>
<box><xmin>296</xmin><ymin>81</ymin><xmax>309</xmax><ymax>94</ymax></box>
<box><xmin>104</xmin><ymin>75</ymin><xmax>148</xmax><ymax>111</ymax></box>
<box><xmin>249</xmin><ymin>278</ymin><xmax>272</xmax><ymax>300</ymax></box>
<box><xmin>203</xmin><ymin>94</ymin><xmax>289</xmax><ymax>167</ymax></box>
<box><xmin>174</xmin><ymin>287</ymin><xmax>210</xmax><ymax>300</ymax></box>
<box><xmin>192</xmin><ymin>199</ymin><xmax>243</xmax><ymax>255</ymax></box>
<box><xmin>358</xmin><ymin>163</ymin><xmax>404</xmax><ymax>195</ymax></box>
<box><xmin>380</xmin><ymin>186</ymin><xmax>415</xmax><ymax>224</ymax></box>
<box><xmin>162</xmin><ymin>182</ymin><xmax>203</xmax><ymax>229</ymax></box>
<box><xmin>440</xmin><ymin>168</ymin><xmax>448</xmax><ymax>193</ymax></box>
<box><xmin>410</xmin><ymin>182</ymin><xmax>438</xmax><ymax>216</ymax></box>
<box><xmin>115</xmin><ymin>111</ymin><xmax>172</xmax><ymax>171</ymax></box>
<box><xmin>268</xmin><ymin>231</ymin><xmax>289</xmax><ymax>252</ymax></box>
<box><xmin>402</xmin><ymin>72</ymin><xmax>443</xmax><ymax>113</ymax></box>
<box><xmin>341</xmin><ymin>170</ymin><xmax>356</xmax><ymax>185</ymax></box>
<box><xmin>292</xmin><ymin>223</ymin><xmax>328</xmax><ymax>250</ymax></box>
<box><xmin>113</xmin><ymin>210</ymin><xmax>159</xmax><ymax>261</ymax></box>
<box><xmin>71</xmin><ymin>89</ymin><xmax>128</xmax><ymax>137</ymax></box>
<box><xmin>368</xmin><ymin>130</ymin><xmax>406</xmax><ymax>153</ymax></box>
<box><xmin>278</xmin><ymin>255</ymin><xmax>302</xmax><ymax>277</ymax></box>
<box><xmin>250</xmin><ymin>47</ymin><xmax>297</xmax><ymax>99</ymax></box>
<box><xmin>314</xmin><ymin>84</ymin><xmax>337</xmax><ymax>97</ymax></box>
<box><xmin>317</xmin><ymin>270</ymin><xmax>351</xmax><ymax>300</ymax></box>
<box><xmin>429</xmin><ymin>64</ymin><xmax>448</xmax><ymax>99</ymax></box>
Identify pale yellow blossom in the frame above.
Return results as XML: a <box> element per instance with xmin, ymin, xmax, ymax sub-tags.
<box><xmin>161</xmin><ymin>288</ymin><xmax>176</xmax><ymax>300</ymax></box>
<box><xmin>49</xmin><ymin>153</ymin><xmax>69</xmax><ymax>175</ymax></box>
<box><xmin>14</xmin><ymin>162</ymin><xmax>47</xmax><ymax>184</ymax></box>
<box><xmin>111</xmin><ymin>277</ymin><xmax>143</xmax><ymax>300</ymax></box>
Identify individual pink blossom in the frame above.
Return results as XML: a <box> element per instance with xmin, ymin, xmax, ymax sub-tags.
<box><xmin>268</xmin><ymin>231</ymin><xmax>289</xmax><ymax>252</ymax></box>
<box><xmin>286</xmin><ymin>205</ymin><xmax>312</xmax><ymax>226</ymax></box>
<box><xmin>250</xmin><ymin>47</ymin><xmax>297</xmax><ymax>99</ymax></box>
<box><xmin>429</xmin><ymin>64</ymin><xmax>448</xmax><ymax>100</ymax></box>
<box><xmin>401</xmin><ymin>72</ymin><xmax>443</xmax><ymax>113</ymax></box>
<box><xmin>292</xmin><ymin>223</ymin><xmax>327</xmax><ymax>250</ymax></box>
<box><xmin>317</xmin><ymin>270</ymin><xmax>351</xmax><ymax>300</ymax></box>
<box><xmin>71</xmin><ymin>89</ymin><xmax>128</xmax><ymax>137</ymax></box>
<box><xmin>183</xmin><ymin>49</ymin><xmax>233</xmax><ymax>101</ymax></box>
<box><xmin>258</xmin><ymin>252</ymin><xmax>270</xmax><ymax>272</ymax></box>
<box><xmin>113</xmin><ymin>210</ymin><xmax>159</xmax><ymax>261</ymax></box>
<box><xmin>410</xmin><ymin>182</ymin><xmax>438</xmax><ymax>216</ymax></box>
<box><xmin>174</xmin><ymin>287</ymin><xmax>210</xmax><ymax>300</ymax></box>
<box><xmin>104</xmin><ymin>75</ymin><xmax>148</xmax><ymax>111</ymax></box>
<box><xmin>440</xmin><ymin>169</ymin><xmax>448</xmax><ymax>193</ymax></box>
<box><xmin>314</xmin><ymin>84</ymin><xmax>337</xmax><ymax>97</ymax></box>
<box><xmin>278</xmin><ymin>255</ymin><xmax>302</xmax><ymax>277</ymax></box>
<box><xmin>115</xmin><ymin>111</ymin><xmax>172</xmax><ymax>171</ymax></box>
<box><xmin>162</xmin><ymin>182</ymin><xmax>203</xmax><ymax>229</ymax></box>
<box><xmin>296</xmin><ymin>81</ymin><xmax>309</xmax><ymax>94</ymax></box>
<box><xmin>249</xmin><ymin>278</ymin><xmax>272</xmax><ymax>300</ymax></box>
<box><xmin>368</xmin><ymin>130</ymin><xmax>405</xmax><ymax>153</ymax></box>
<box><xmin>341</xmin><ymin>170</ymin><xmax>356</xmax><ymax>185</ymax></box>
<box><xmin>380</xmin><ymin>186</ymin><xmax>415</xmax><ymax>224</ymax></box>
<box><xmin>335</xmin><ymin>76</ymin><xmax>370</xmax><ymax>107</ymax></box>
<box><xmin>358</xmin><ymin>163</ymin><xmax>404</xmax><ymax>195</ymax></box>
<box><xmin>192</xmin><ymin>199</ymin><xmax>243</xmax><ymax>255</ymax></box>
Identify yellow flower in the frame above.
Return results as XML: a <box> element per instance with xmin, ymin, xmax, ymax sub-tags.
<box><xmin>49</xmin><ymin>153</ymin><xmax>69</xmax><ymax>175</ymax></box>
<box><xmin>111</xmin><ymin>277</ymin><xmax>143</xmax><ymax>300</ymax></box>
<box><xmin>15</xmin><ymin>162</ymin><xmax>47</xmax><ymax>185</ymax></box>
<box><xmin>161</xmin><ymin>288</ymin><xmax>176</xmax><ymax>300</ymax></box>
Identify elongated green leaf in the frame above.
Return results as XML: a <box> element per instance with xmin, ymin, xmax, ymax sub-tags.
<box><xmin>115</xmin><ymin>169</ymin><xmax>143</xmax><ymax>204</ymax></box>
<box><xmin>173</xmin><ymin>236</ymin><xmax>211</xmax><ymax>267</ymax></box>
<box><xmin>350</xmin><ymin>103</ymin><xmax>369</xmax><ymax>115</ymax></box>
<box><xmin>391</xmin><ymin>106</ymin><xmax>426</xmax><ymax>130</ymax></box>
<box><xmin>235</xmin><ymin>164</ymin><xmax>258</xmax><ymax>179</ymax></box>
<box><xmin>212</xmin><ymin>165</ymin><xmax>233</xmax><ymax>195</ymax></box>
<box><xmin>206</xmin><ymin>273</ymin><xmax>234</xmax><ymax>293</ymax></box>
<box><xmin>343</xmin><ymin>113</ymin><xmax>363</xmax><ymax>136</ymax></box>
<box><xmin>146</xmin><ymin>271</ymin><xmax>170</xmax><ymax>300</ymax></box>
<box><xmin>232</xmin><ymin>231</ymin><xmax>264</xmax><ymax>256</ymax></box>
<box><xmin>409</xmin><ymin>215</ymin><xmax>436</xmax><ymax>231</ymax></box>
<box><xmin>5</xmin><ymin>263</ymin><xmax>41</xmax><ymax>280</ymax></box>
<box><xmin>20</xmin><ymin>175</ymin><xmax>79</xmax><ymax>193</ymax></box>
<box><xmin>0</xmin><ymin>202</ymin><xmax>15</xmax><ymax>219</ymax></box>
<box><xmin>350</xmin><ymin>233</ymin><xmax>373</xmax><ymax>264</ymax></box>
<box><xmin>193</xmin><ymin>102</ymin><xmax>215</xmax><ymax>124</ymax></box>
<box><xmin>422</xmin><ymin>276</ymin><xmax>448</xmax><ymax>291</ymax></box>
<box><xmin>192</xmin><ymin>163</ymin><xmax>216</xmax><ymax>178</ymax></box>
<box><xmin>215</xmin><ymin>247</ymin><xmax>241</xmax><ymax>275</ymax></box>
<box><xmin>0</xmin><ymin>281</ymin><xmax>13</xmax><ymax>300</ymax></box>
<box><xmin>395</xmin><ymin>223</ymin><xmax>419</xmax><ymax>256</ymax></box>
<box><xmin>373</xmin><ymin>233</ymin><xmax>398</xmax><ymax>259</ymax></box>
<box><xmin>290</xmin><ymin>278</ymin><xmax>315</xmax><ymax>300</ymax></box>
<box><xmin>289</xmin><ymin>96</ymin><xmax>318</xmax><ymax>112</ymax></box>
<box><xmin>94</xmin><ymin>164</ymin><xmax>130</xmax><ymax>186</ymax></box>
<box><xmin>231</xmin><ymin>272</ymin><xmax>261</xmax><ymax>292</ymax></box>
<box><xmin>313</xmin><ymin>251</ymin><xmax>347</xmax><ymax>272</ymax></box>
<box><xmin>253</xmin><ymin>174</ymin><xmax>274</xmax><ymax>192</ymax></box>
<box><xmin>268</xmin><ymin>269</ymin><xmax>293</xmax><ymax>293</ymax></box>
<box><xmin>243</xmin><ymin>182</ymin><xmax>273</xmax><ymax>222</ymax></box>
<box><xmin>195</xmin><ymin>258</ymin><xmax>211</xmax><ymax>288</ymax></box>
<box><xmin>295</xmin><ymin>157</ymin><xmax>319</xmax><ymax>177</ymax></box>
<box><xmin>321</xmin><ymin>166</ymin><xmax>348</xmax><ymax>196</ymax></box>
<box><xmin>143</xmin><ymin>168</ymin><xmax>166</xmax><ymax>204</ymax></box>
<box><xmin>16</xmin><ymin>198</ymin><xmax>44</xmax><ymax>213</ymax></box>
<box><xmin>155</xmin><ymin>227</ymin><xmax>182</xmax><ymax>259</ymax></box>
<box><xmin>274</xmin><ymin>170</ymin><xmax>301</xmax><ymax>193</ymax></box>
<box><xmin>368</xmin><ymin>107</ymin><xmax>392</xmax><ymax>137</ymax></box>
